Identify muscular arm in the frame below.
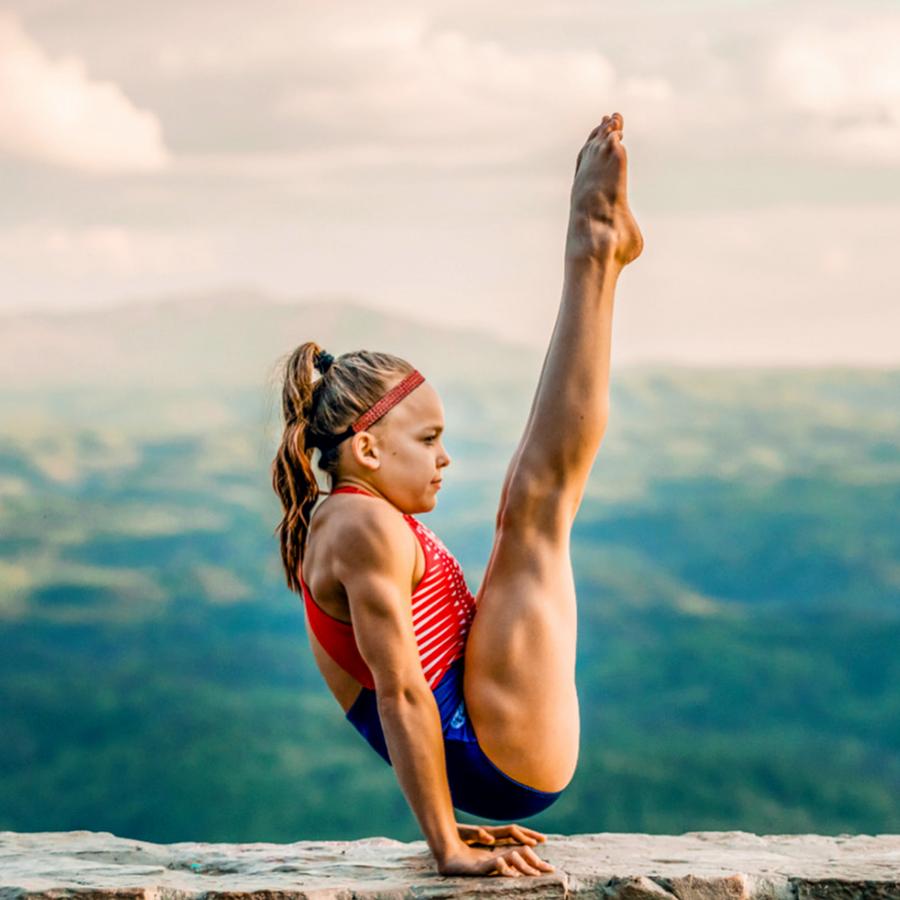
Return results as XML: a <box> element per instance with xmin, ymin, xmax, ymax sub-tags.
<box><xmin>333</xmin><ymin>503</ymin><xmax>466</xmax><ymax>866</ymax></box>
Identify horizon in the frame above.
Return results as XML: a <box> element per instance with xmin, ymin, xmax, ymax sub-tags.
<box><xmin>0</xmin><ymin>286</ymin><xmax>896</xmax><ymax>372</ymax></box>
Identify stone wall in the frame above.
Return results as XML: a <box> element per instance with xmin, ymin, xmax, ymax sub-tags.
<box><xmin>2</xmin><ymin>830</ymin><xmax>899</xmax><ymax>899</ymax></box>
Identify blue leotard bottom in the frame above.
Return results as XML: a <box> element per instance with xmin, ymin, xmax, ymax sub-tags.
<box><xmin>345</xmin><ymin>655</ymin><xmax>564</xmax><ymax>820</ymax></box>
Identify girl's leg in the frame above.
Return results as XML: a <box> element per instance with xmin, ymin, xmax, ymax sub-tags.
<box><xmin>463</xmin><ymin>113</ymin><xmax>644</xmax><ymax>793</ymax></box>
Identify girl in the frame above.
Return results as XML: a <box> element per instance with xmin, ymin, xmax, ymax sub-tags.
<box><xmin>272</xmin><ymin>112</ymin><xmax>643</xmax><ymax>878</ymax></box>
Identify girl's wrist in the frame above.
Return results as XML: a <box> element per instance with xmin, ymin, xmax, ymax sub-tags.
<box><xmin>431</xmin><ymin>834</ymin><xmax>468</xmax><ymax>865</ymax></box>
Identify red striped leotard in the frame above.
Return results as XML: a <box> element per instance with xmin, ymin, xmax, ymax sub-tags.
<box><xmin>300</xmin><ymin>484</ymin><xmax>478</xmax><ymax>691</ymax></box>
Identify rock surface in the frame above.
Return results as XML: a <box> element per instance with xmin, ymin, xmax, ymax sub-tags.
<box><xmin>2</xmin><ymin>830</ymin><xmax>899</xmax><ymax>899</ymax></box>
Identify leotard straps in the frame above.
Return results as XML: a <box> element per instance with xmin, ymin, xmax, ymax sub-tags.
<box><xmin>300</xmin><ymin>485</ymin><xmax>477</xmax><ymax>691</ymax></box>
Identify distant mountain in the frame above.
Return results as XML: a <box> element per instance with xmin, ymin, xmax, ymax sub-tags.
<box><xmin>0</xmin><ymin>289</ymin><xmax>543</xmax><ymax>391</ymax></box>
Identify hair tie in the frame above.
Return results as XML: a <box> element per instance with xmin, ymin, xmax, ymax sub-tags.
<box><xmin>315</xmin><ymin>350</ymin><xmax>335</xmax><ymax>373</ymax></box>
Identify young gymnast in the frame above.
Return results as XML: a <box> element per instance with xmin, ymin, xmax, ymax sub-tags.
<box><xmin>272</xmin><ymin>112</ymin><xmax>643</xmax><ymax>878</ymax></box>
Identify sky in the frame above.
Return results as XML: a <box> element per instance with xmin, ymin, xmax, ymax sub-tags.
<box><xmin>1</xmin><ymin>0</ymin><xmax>898</xmax><ymax>365</ymax></box>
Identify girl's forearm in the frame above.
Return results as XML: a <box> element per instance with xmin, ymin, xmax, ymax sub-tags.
<box><xmin>377</xmin><ymin>687</ymin><xmax>465</xmax><ymax>864</ymax></box>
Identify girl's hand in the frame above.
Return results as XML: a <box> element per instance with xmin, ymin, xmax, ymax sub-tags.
<box><xmin>438</xmin><ymin>839</ymin><xmax>555</xmax><ymax>878</ymax></box>
<box><xmin>456</xmin><ymin>821</ymin><xmax>548</xmax><ymax>847</ymax></box>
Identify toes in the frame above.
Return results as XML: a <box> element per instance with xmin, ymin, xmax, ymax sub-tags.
<box><xmin>601</xmin><ymin>113</ymin><xmax>624</xmax><ymax>143</ymax></box>
<box><xmin>587</xmin><ymin>112</ymin><xmax>625</xmax><ymax>144</ymax></box>
<box><xmin>604</xmin><ymin>116</ymin><xmax>625</xmax><ymax>147</ymax></box>
<box><xmin>600</xmin><ymin>114</ymin><xmax>621</xmax><ymax>140</ymax></box>
<box><xmin>580</xmin><ymin>113</ymin><xmax>625</xmax><ymax>170</ymax></box>
<box><xmin>587</xmin><ymin>116</ymin><xmax>609</xmax><ymax>141</ymax></box>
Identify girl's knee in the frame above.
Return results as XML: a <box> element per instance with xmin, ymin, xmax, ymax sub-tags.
<box><xmin>498</xmin><ymin>472</ymin><xmax>577</xmax><ymax>539</ymax></box>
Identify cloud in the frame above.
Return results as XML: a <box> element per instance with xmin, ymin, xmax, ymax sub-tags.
<box><xmin>0</xmin><ymin>224</ymin><xmax>215</xmax><ymax>277</ymax></box>
<box><xmin>272</xmin><ymin>23</ymin><xmax>618</xmax><ymax>166</ymax></box>
<box><xmin>0</xmin><ymin>12</ymin><xmax>169</xmax><ymax>173</ymax></box>
<box><xmin>612</xmin><ymin>204</ymin><xmax>900</xmax><ymax>366</ymax></box>
<box><xmin>7</xmin><ymin>0</ymin><xmax>898</xmax><ymax>176</ymax></box>
<box><xmin>767</xmin><ymin>17</ymin><xmax>900</xmax><ymax>162</ymax></box>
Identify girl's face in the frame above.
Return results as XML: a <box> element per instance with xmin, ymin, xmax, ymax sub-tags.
<box><xmin>349</xmin><ymin>380</ymin><xmax>451</xmax><ymax>514</ymax></box>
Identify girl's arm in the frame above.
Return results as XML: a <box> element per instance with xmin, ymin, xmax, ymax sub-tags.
<box><xmin>334</xmin><ymin>503</ymin><xmax>466</xmax><ymax>866</ymax></box>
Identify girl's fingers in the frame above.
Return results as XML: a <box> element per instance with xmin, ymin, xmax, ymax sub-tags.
<box><xmin>495</xmin><ymin>857</ymin><xmax>520</xmax><ymax>877</ymax></box>
<box><xmin>507</xmin><ymin>850</ymin><xmax>542</xmax><ymax>876</ymax></box>
<box><xmin>521</xmin><ymin>845</ymin><xmax>555</xmax><ymax>872</ymax></box>
<box><xmin>505</xmin><ymin>824</ymin><xmax>542</xmax><ymax>844</ymax></box>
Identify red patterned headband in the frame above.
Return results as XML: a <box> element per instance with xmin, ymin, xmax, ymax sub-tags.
<box><xmin>315</xmin><ymin>370</ymin><xmax>425</xmax><ymax>451</ymax></box>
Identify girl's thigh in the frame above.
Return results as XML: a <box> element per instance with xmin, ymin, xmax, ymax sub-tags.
<box><xmin>462</xmin><ymin>505</ymin><xmax>581</xmax><ymax>794</ymax></box>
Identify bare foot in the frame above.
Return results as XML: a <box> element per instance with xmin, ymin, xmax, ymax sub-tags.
<box><xmin>567</xmin><ymin>112</ymin><xmax>644</xmax><ymax>266</ymax></box>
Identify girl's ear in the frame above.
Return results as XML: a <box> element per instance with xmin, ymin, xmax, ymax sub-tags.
<box><xmin>350</xmin><ymin>432</ymin><xmax>381</xmax><ymax>471</ymax></box>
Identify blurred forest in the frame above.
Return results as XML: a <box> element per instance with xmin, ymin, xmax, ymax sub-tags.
<box><xmin>0</xmin><ymin>299</ymin><xmax>898</xmax><ymax>842</ymax></box>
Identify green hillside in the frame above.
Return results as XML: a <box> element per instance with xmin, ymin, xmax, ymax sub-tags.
<box><xmin>0</xmin><ymin>300</ymin><xmax>897</xmax><ymax>840</ymax></box>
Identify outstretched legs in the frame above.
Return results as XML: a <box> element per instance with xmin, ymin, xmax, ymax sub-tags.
<box><xmin>463</xmin><ymin>113</ymin><xmax>643</xmax><ymax>793</ymax></box>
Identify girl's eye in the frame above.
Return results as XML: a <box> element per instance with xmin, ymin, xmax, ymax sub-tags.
<box><xmin>424</xmin><ymin>436</ymin><xmax>437</xmax><ymax>443</ymax></box>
